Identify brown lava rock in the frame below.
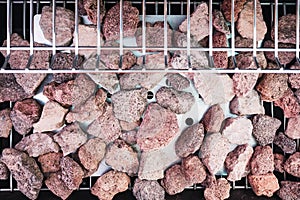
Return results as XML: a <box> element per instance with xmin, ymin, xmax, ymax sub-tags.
<box><xmin>10</xmin><ymin>99</ymin><xmax>41</xmax><ymax>135</ymax></box>
<box><xmin>202</xmin><ymin>104</ymin><xmax>224</xmax><ymax>133</ymax></box>
<box><xmin>274</xmin><ymin>132</ymin><xmax>296</xmax><ymax>154</ymax></box>
<box><xmin>84</xmin><ymin>0</ymin><xmax>106</xmax><ymax>25</ymax></box>
<box><xmin>277</xmin><ymin>181</ymin><xmax>300</xmax><ymax>200</ymax></box>
<box><xmin>133</xmin><ymin>179</ymin><xmax>165</xmax><ymax>200</ymax></box>
<box><xmin>252</xmin><ymin>114</ymin><xmax>281</xmax><ymax>146</ymax></box>
<box><xmin>54</xmin><ymin>122</ymin><xmax>88</xmax><ymax>156</ymax></box>
<box><xmin>60</xmin><ymin>157</ymin><xmax>84</xmax><ymax>190</ymax></box>
<box><xmin>38</xmin><ymin>152</ymin><xmax>63</xmax><ymax>173</ymax></box>
<box><xmin>1</xmin><ymin>148</ymin><xmax>43</xmax><ymax>200</ymax></box>
<box><xmin>91</xmin><ymin>170</ymin><xmax>130</xmax><ymax>200</ymax></box>
<box><xmin>103</xmin><ymin>2</ymin><xmax>139</xmax><ymax>41</ymax></box>
<box><xmin>285</xmin><ymin>115</ymin><xmax>300</xmax><ymax>139</ymax></box>
<box><xmin>78</xmin><ymin>138</ymin><xmax>106</xmax><ymax>172</ymax></box>
<box><xmin>274</xmin><ymin>153</ymin><xmax>285</xmax><ymax>173</ymax></box>
<box><xmin>105</xmin><ymin>139</ymin><xmax>139</xmax><ymax>176</ymax></box>
<box><xmin>39</xmin><ymin>6</ymin><xmax>75</xmax><ymax>46</ymax></box>
<box><xmin>137</xmin><ymin>103</ymin><xmax>179</xmax><ymax>151</ymax></box>
<box><xmin>175</xmin><ymin>123</ymin><xmax>204</xmax><ymax>158</ymax></box>
<box><xmin>248</xmin><ymin>173</ymin><xmax>279</xmax><ymax>197</ymax></box>
<box><xmin>284</xmin><ymin>152</ymin><xmax>300</xmax><ymax>178</ymax></box>
<box><xmin>0</xmin><ymin>162</ymin><xmax>9</xmax><ymax>180</ymax></box>
<box><xmin>204</xmin><ymin>178</ymin><xmax>231</xmax><ymax>200</ymax></box>
<box><xmin>225</xmin><ymin>144</ymin><xmax>253</xmax><ymax>181</ymax></box>
<box><xmin>0</xmin><ymin>108</ymin><xmax>12</xmax><ymax>138</ymax></box>
<box><xmin>213</xmin><ymin>31</ymin><xmax>228</xmax><ymax>69</ymax></box>
<box><xmin>274</xmin><ymin>89</ymin><xmax>300</xmax><ymax>118</ymax></box>
<box><xmin>256</xmin><ymin>73</ymin><xmax>289</xmax><ymax>102</ymax></box>
<box><xmin>250</xmin><ymin>146</ymin><xmax>274</xmax><ymax>175</ymax></box>
<box><xmin>221</xmin><ymin>0</ymin><xmax>247</xmax><ymax>22</ymax></box>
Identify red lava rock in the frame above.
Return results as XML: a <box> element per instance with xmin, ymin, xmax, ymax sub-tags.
<box><xmin>120</xmin><ymin>130</ymin><xmax>137</xmax><ymax>145</ymax></box>
<box><xmin>204</xmin><ymin>178</ymin><xmax>231</xmax><ymax>200</ymax></box>
<box><xmin>274</xmin><ymin>153</ymin><xmax>285</xmax><ymax>173</ymax></box>
<box><xmin>137</xmin><ymin>103</ymin><xmax>179</xmax><ymax>151</ymax></box>
<box><xmin>0</xmin><ymin>108</ymin><xmax>12</xmax><ymax>138</ymax></box>
<box><xmin>10</xmin><ymin>99</ymin><xmax>41</xmax><ymax>135</ymax></box>
<box><xmin>248</xmin><ymin>173</ymin><xmax>279</xmax><ymax>197</ymax></box>
<box><xmin>272</xmin><ymin>14</ymin><xmax>298</xmax><ymax>45</ymax></box>
<box><xmin>43</xmin><ymin>81</ymin><xmax>74</xmax><ymax>107</ymax></box>
<box><xmin>256</xmin><ymin>73</ymin><xmax>289</xmax><ymax>102</ymax></box>
<box><xmin>235</xmin><ymin>51</ymin><xmax>267</xmax><ymax>69</ymax></box>
<box><xmin>274</xmin><ymin>132</ymin><xmax>296</xmax><ymax>154</ymax></box>
<box><xmin>91</xmin><ymin>170</ymin><xmax>130</xmax><ymax>200</ymax></box>
<box><xmin>38</xmin><ymin>152</ymin><xmax>63</xmax><ymax>173</ymax></box>
<box><xmin>182</xmin><ymin>155</ymin><xmax>207</xmax><ymax>185</ymax></box>
<box><xmin>252</xmin><ymin>114</ymin><xmax>281</xmax><ymax>146</ymax></box>
<box><xmin>277</xmin><ymin>181</ymin><xmax>300</xmax><ymax>200</ymax></box>
<box><xmin>225</xmin><ymin>144</ymin><xmax>253</xmax><ymax>181</ymax></box>
<box><xmin>202</xmin><ymin>104</ymin><xmax>224</xmax><ymax>133</ymax></box>
<box><xmin>263</xmin><ymin>40</ymin><xmax>296</xmax><ymax>65</ymax></box>
<box><xmin>165</xmin><ymin>73</ymin><xmax>190</xmax><ymax>91</ymax></box>
<box><xmin>213</xmin><ymin>10</ymin><xmax>230</xmax><ymax>35</ymax></box>
<box><xmin>103</xmin><ymin>2</ymin><xmax>139</xmax><ymax>41</ymax></box>
<box><xmin>136</xmin><ymin>52</ymin><xmax>167</xmax><ymax>69</ymax></box>
<box><xmin>284</xmin><ymin>152</ymin><xmax>300</xmax><ymax>178</ymax></box>
<box><xmin>39</xmin><ymin>6</ymin><xmax>75</xmax><ymax>46</ymax></box>
<box><xmin>289</xmin><ymin>73</ymin><xmax>300</xmax><ymax>89</ymax></box>
<box><xmin>83</xmin><ymin>0</ymin><xmax>106</xmax><ymax>25</ymax></box>
<box><xmin>285</xmin><ymin>115</ymin><xmax>300</xmax><ymax>139</ymax></box>
<box><xmin>0</xmin><ymin>162</ymin><xmax>9</xmax><ymax>180</ymax></box>
<box><xmin>221</xmin><ymin>0</ymin><xmax>247</xmax><ymax>22</ymax></box>
<box><xmin>133</xmin><ymin>179</ymin><xmax>165</xmax><ymax>200</ymax></box>
<box><xmin>232</xmin><ymin>73</ymin><xmax>259</xmax><ymax>97</ymax></box>
<box><xmin>274</xmin><ymin>89</ymin><xmax>300</xmax><ymax>118</ymax></box>
<box><xmin>213</xmin><ymin>31</ymin><xmax>228</xmax><ymax>69</ymax></box>
<box><xmin>250</xmin><ymin>146</ymin><xmax>274</xmax><ymax>175</ymax></box>
<box><xmin>60</xmin><ymin>157</ymin><xmax>84</xmax><ymax>190</ymax></box>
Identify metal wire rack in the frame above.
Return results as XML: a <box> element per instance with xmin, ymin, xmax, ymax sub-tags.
<box><xmin>0</xmin><ymin>0</ymin><xmax>299</xmax><ymax>200</ymax></box>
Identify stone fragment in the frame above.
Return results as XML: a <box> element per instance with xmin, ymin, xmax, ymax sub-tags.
<box><xmin>274</xmin><ymin>89</ymin><xmax>300</xmax><ymax>118</ymax></box>
<box><xmin>204</xmin><ymin>178</ymin><xmax>231</xmax><ymax>200</ymax></box>
<box><xmin>274</xmin><ymin>153</ymin><xmax>285</xmax><ymax>173</ymax></box>
<box><xmin>285</xmin><ymin>116</ymin><xmax>300</xmax><ymax>139</ymax></box>
<box><xmin>213</xmin><ymin>10</ymin><xmax>230</xmax><ymax>35</ymax></box>
<box><xmin>250</xmin><ymin>146</ymin><xmax>274</xmax><ymax>175</ymax></box>
<box><xmin>165</xmin><ymin>73</ymin><xmax>190</xmax><ymax>91</ymax></box>
<box><xmin>33</xmin><ymin>101</ymin><xmax>68</xmax><ymax>133</ymax></box>
<box><xmin>221</xmin><ymin>0</ymin><xmax>247</xmax><ymax>22</ymax></box>
<box><xmin>284</xmin><ymin>152</ymin><xmax>300</xmax><ymax>178</ymax></box>
<box><xmin>45</xmin><ymin>171</ymin><xmax>73</xmax><ymax>200</ymax></box>
<box><xmin>274</xmin><ymin>132</ymin><xmax>296</xmax><ymax>154</ymax></box>
<box><xmin>232</xmin><ymin>73</ymin><xmax>259</xmax><ymax>97</ymax></box>
<box><xmin>252</xmin><ymin>114</ymin><xmax>281</xmax><ymax>146</ymax></box>
<box><xmin>120</xmin><ymin>130</ymin><xmax>137</xmax><ymax>145</ymax></box>
<box><xmin>213</xmin><ymin>31</ymin><xmax>228</xmax><ymax>69</ymax></box>
<box><xmin>277</xmin><ymin>181</ymin><xmax>300</xmax><ymax>200</ymax></box>
<box><xmin>133</xmin><ymin>179</ymin><xmax>165</xmax><ymax>200</ymax></box>
<box><xmin>60</xmin><ymin>157</ymin><xmax>84</xmax><ymax>190</ymax></box>
<box><xmin>202</xmin><ymin>104</ymin><xmax>224</xmax><ymax>133</ymax></box>
<box><xmin>225</xmin><ymin>144</ymin><xmax>253</xmax><ymax>181</ymax></box>
<box><xmin>84</xmin><ymin>0</ymin><xmax>105</xmax><ymax>25</ymax></box>
<box><xmin>182</xmin><ymin>155</ymin><xmax>207</xmax><ymax>185</ymax></box>
<box><xmin>0</xmin><ymin>162</ymin><xmax>9</xmax><ymax>180</ymax></box>
<box><xmin>91</xmin><ymin>170</ymin><xmax>130</xmax><ymax>200</ymax></box>
<box><xmin>263</xmin><ymin>40</ymin><xmax>296</xmax><ymax>65</ymax></box>
<box><xmin>272</xmin><ymin>14</ymin><xmax>298</xmax><ymax>45</ymax></box>
<box><xmin>38</xmin><ymin>152</ymin><xmax>63</xmax><ymax>173</ymax></box>
<box><xmin>248</xmin><ymin>173</ymin><xmax>279</xmax><ymax>197</ymax></box>
<box><xmin>0</xmin><ymin>108</ymin><xmax>12</xmax><ymax>138</ymax></box>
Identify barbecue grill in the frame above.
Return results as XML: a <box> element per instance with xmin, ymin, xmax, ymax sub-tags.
<box><xmin>0</xmin><ymin>0</ymin><xmax>299</xmax><ymax>199</ymax></box>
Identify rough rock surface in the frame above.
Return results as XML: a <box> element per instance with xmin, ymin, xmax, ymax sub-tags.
<box><xmin>274</xmin><ymin>89</ymin><xmax>300</xmax><ymax>118</ymax></box>
<box><xmin>136</xmin><ymin>52</ymin><xmax>167</xmax><ymax>69</ymax></box>
<box><xmin>250</xmin><ymin>146</ymin><xmax>274</xmax><ymax>175</ymax></box>
<box><xmin>0</xmin><ymin>108</ymin><xmax>12</xmax><ymax>138</ymax></box>
<box><xmin>213</xmin><ymin>31</ymin><xmax>228</xmax><ymax>69</ymax></box>
<box><xmin>274</xmin><ymin>132</ymin><xmax>296</xmax><ymax>154</ymax></box>
<box><xmin>256</xmin><ymin>74</ymin><xmax>288</xmax><ymax>102</ymax></box>
<box><xmin>15</xmin><ymin>133</ymin><xmax>60</xmax><ymax>157</ymax></box>
<box><xmin>232</xmin><ymin>73</ymin><xmax>259</xmax><ymax>97</ymax></box>
<box><xmin>230</xmin><ymin>90</ymin><xmax>265</xmax><ymax>115</ymax></box>
<box><xmin>53</xmin><ymin>122</ymin><xmax>88</xmax><ymax>156</ymax></box>
<box><xmin>51</xmin><ymin>53</ymin><xmax>84</xmax><ymax>83</ymax></box>
<box><xmin>133</xmin><ymin>179</ymin><xmax>165</xmax><ymax>200</ymax></box>
<box><xmin>10</xmin><ymin>99</ymin><xmax>41</xmax><ymax>135</ymax></box>
<box><xmin>272</xmin><ymin>14</ymin><xmax>298</xmax><ymax>45</ymax></box>
<box><xmin>0</xmin><ymin>74</ymin><xmax>29</xmax><ymax>103</ymax></box>
<box><xmin>66</xmin><ymin>89</ymin><xmax>107</xmax><ymax>123</ymax></box>
<box><xmin>248</xmin><ymin>173</ymin><xmax>280</xmax><ymax>197</ymax></box>
<box><xmin>193</xmin><ymin>73</ymin><xmax>234</xmax><ymax>105</ymax></box>
<box><xmin>179</xmin><ymin>2</ymin><xmax>209</xmax><ymax>42</ymax></box>
<box><xmin>112</xmin><ymin>88</ymin><xmax>147</xmax><ymax>123</ymax></box>
<box><xmin>105</xmin><ymin>139</ymin><xmax>139</xmax><ymax>175</ymax></box>
<box><xmin>87</xmin><ymin>104</ymin><xmax>122</xmax><ymax>144</ymax></box>
<box><xmin>60</xmin><ymin>157</ymin><xmax>84</xmax><ymax>190</ymax></box>
<box><xmin>221</xmin><ymin>0</ymin><xmax>247</xmax><ymax>22</ymax></box>
<box><xmin>0</xmin><ymin>162</ymin><xmax>9</xmax><ymax>180</ymax></box>
<box><xmin>175</xmin><ymin>123</ymin><xmax>204</xmax><ymax>158</ymax></box>
<box><xmin>156</xmin><ymin>87</ymin><xmax>195</xmax><ymax>114</ymax></box>
<box><xmin>285</xmin><ymin>116</ymin><xmax>300</xmax><ymax>139</ymax></box>
<box><xmin>289</xmin><ymin>73</ymin><xmax>300</xmax><ymax>89</ymax></box>
<box><xmin>182</xmin><ymin>155</ymin><xmax>207</xmax><ymax>185</ymax></box>
<box><xmin>78</xmin><ymin>138</ymin><xmax>106</xmax><ymax>172</ymax></box>
<box><xmin>263</xmin><ymin>40</ymin><xmax>296</xmax><ymax>65</ymax></box>
<box><xmin>225</xmin><ymin>144</ymin><xmax>253</xmax><ymax>181</ymax></box>
<box><xmin>202</xmin><ymin>104</ymin><xmax>224</xmax><ymax>133</ymax></box>
<box><xmin>204</xmin><ymin>178</ymin><xmax>231</xmax><ymax>200</ymax></box>
<box><xmin>45</xmin><ymin>171</ymin><xmax>74</xmax><ymax>200</ymax></box>
<box><xmin>235</xmin><ymin>51</ymin><xmax>267</xmax><ymax>69</ymax></box>
<box><xmin>38</xmin><ymin>152</ymin><xmax>63</xmax><ymax>173</ymax></box>
<box><xmin>83</xmin><ymin>0</ymin><xmax>106</xmax><ymax>25</ymax></box>
<box><xmin>277</xmin><ymin>181</ymin><xmax>300</xmax><ymax>200</ymax></box>
<box><xmin>161</xmin><ymin>165</ymin><xmax>189</xmax><ymax>195</ymax></box>
<box><xmin>39</xmin><ymin>6</ymin><xmax>75</xmax><ymax>46</ymax></box>
<box><xmin>222</xmin><ymin>117</ymin><xmax>253</xmax><ymax>145</ymax></box>
<box><xmin>137</xmin><ymin>103</ymin><xmax>179</xmax><ymax>151</ymax></box>
<box><xmin>165</xmin><ymin>73</ymin><xmax>190</xmax><ymax>91</ymax></box>
<box><xmin>237</xmin><ymin>0</ymin><xmax>267</xmax><ymax>41</ymax></box>
<box><xmin>91</xmin><ymin>170</ymin><xmax>130</xmax><ymax>200</ymax></box>
<box><xmin>199</xmin><ymin>133</ymin><xmax>231</xmax><ymax>174</ymax></box>
<box><xmin>284</xmin><ymin>152</ymin><xmax>300</xmax><ymax>178</ymax></box>
<box><xmin>252</xmin><ymin>114</ymin><xmax>281</xmax><ymax>146</ymax></box>
<box><xmin>33</xmin><ymin>101</ymin><xmax>68</xmax><ymax>133</ymax></box>
<box><xmin>1</xmin><ymin>148</ymin><xmax>43</xmax><ymax>200</ymax></box>
<box><xmin>103</xmin><ymin>2</ymin><xmax>139</xmax><ymax>41</ymax></box>
<box><xmin>120</xmin><ymin>130</ymin><xmax>137</xmax><ymax>145</ymax></box>
<box><xmin>213</xmin><ymin>10</ymin><xmax>230</xmax><ymax>35</ymax></box>
<box><xmin>120</xmin><ymin>121</ymin><xmax>140</xmax><ymax>132</ymax></box>
<box><xmin>274</xmin><ymin>153</ymin><xmax>285</xmax><ymax>173</ymax></box>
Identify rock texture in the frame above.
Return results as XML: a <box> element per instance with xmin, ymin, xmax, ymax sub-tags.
<box><xmin>277</xmin><ymin>181</ymin><xmax>300</xmax><ymax>200</ymax></box>
<box><xmin>213</xmin><ymin>10</ymin><xmax>230</xmax><ymax>35</ymax></box>
<box><xmin>221</xmin><ymin>0</ymin><xmax>247</xmax><ymax>22</ymax></box>
<box><xmin>272</xmin><ymin>14</ymin><xmax>298</xmax><ymax>45</ymax></box>
<box><xmin>60</xmin><ymin>157</ymin><xmax>84</xmax><ymax>190</ymax></box>
<box><xmin>250</xmin><ymin>146</ymin><xmax>274</xmax><ymax>175</ymax></box>
<box><xmin>232</xmin><ymin>73</ymin><xmax>259</xmax><ymax>97</ymax></box>
<box><xmin>274</xmin><ymin>89</ymin><xmax>300</xmax><ymax>118</ymax></box>
<box><xmin>213</xmin><ymin>31</ymin><xmax>228</xmax><ymax>69</ymax></box>
<box><xmin>133</xmin><ymin>179</ymin><xmax>165</xmax><ymax>200</ymax></box>
<box><xmin>0</xmin><ymin>162</ymin><xmax>9</xmax><ymax>180</ymax></box>
<box><xmin>202</xmin><ymin>104</ymin><xmax>224</xmax><ymax>133</ymax></box>
<box><xmin>284</xmin><ymin>152</ymin><xmax>300</xmax><ymax>178</ymax></box>
<box><xmin>263</xmin><ymin>40</ymin><xmax>296</xmax><ymax>65</ymax></box>
<box><xmin>274</xmin><ymin>132</ymin><xmax>296</xmax><ymax>154</ymax></box>
<box><xmin>248</xmin><ymin>173</ymin><xmax>280</xmax><ymax>197</ymax></box>
<box><xmin>0</xmin><ymin>108</ymin><xmax>12</xmax><ymax>138</ymax></box>
<box><xmin>38</xmin><ymin>152</ymin><xmax>63</xmax><ymax>173</ymax></box>
<box><xmin>165</xmin><ymin>73</ymin><xmax>190</xmax><ymax>91</ymax></box>
<box><xmin>285</xmin><ymin>116</ymin><xmax>300</xmax><ymax>139</ymax></box>
<box><xmin>204</xmin><ymin>178</ymin><xmax>231</xmax><ymax>200</ymax></box>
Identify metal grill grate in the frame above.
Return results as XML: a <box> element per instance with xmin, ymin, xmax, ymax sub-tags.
<box><xmin>0</xmin><ymin>0</ymin><xmax>299</xmax><ymax>200</ymax></box>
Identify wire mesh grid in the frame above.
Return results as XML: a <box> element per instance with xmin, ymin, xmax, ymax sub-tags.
<box><xmin>0</xmin><ymin>0</ymin><xmax>299</xmax><ymax>199</ymax></box>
